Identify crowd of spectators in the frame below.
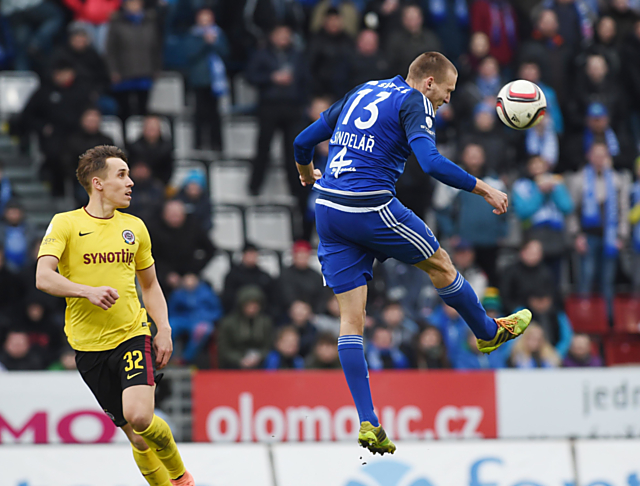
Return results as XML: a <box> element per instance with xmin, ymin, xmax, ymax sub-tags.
<box><xmin>1</xmin><ymin>0</ymin><xmax>640</xmax><ymax>371</ymax></box>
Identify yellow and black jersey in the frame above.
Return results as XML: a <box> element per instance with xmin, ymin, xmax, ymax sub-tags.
<box><xmin>38</xmin><ymin>208</ymin><xmax>154</xmax><ymax>351</ymax></box>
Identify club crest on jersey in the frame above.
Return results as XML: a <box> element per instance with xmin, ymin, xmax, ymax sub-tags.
<box><xmin>425</xmin><ymin>116</ymin><xmax>433</xmax><ymax>129</ymax></box>
<box><xmin>122</xmin><ymin>230</ymin><xmax>135</xmax><ymax>245</ymax></box>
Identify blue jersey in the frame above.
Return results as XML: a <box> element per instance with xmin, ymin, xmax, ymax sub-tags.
<box><xmin>314</xmin><ymin>75</ymin><xmax>436</xmax><ymax>203</ymax></box>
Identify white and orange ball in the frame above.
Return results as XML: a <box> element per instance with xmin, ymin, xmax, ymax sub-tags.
<box><xmin>496</xmin><ymin>80</ymin><xmax>547</xmax><ymax>130</ymax></box>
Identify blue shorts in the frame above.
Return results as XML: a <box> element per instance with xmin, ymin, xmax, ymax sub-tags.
<box><xmin>316</xmin><ymin>197</ymin><xmax>440</xmax><ymax>294</ymax></box>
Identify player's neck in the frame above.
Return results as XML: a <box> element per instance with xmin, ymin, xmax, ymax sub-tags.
<box><xmin>406</xmin><ymin>77</ymin><xmax>433</xmax><ymax>106</ymax></box>
<box><xmin>85</xmin><ymin>197</ymin><xmax>117</xmax><ymax>219</ymax></box>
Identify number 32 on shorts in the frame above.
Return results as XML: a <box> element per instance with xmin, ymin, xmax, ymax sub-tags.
<box><xmin>123</xmin><ymin>350</ymin><xmax>144</xmax><ymax>372</ymax></box>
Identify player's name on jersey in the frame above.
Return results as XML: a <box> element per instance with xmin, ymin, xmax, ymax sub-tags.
<box><xmin>367</xmin><ymin>80</ymin><xmax>411</xmax><ymax>93</ymax></box>
<box><xmin>82</xmin><ymin>249</ymin><xmax>136</xmax><ymax>265</ymax></box>
<box><xmin>329</xmin><ymin>130</ymin><xmax>375</xmax><ymax>153</ymax></box>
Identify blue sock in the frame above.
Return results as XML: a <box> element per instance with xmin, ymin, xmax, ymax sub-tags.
<box><xmin>437</xmin><ymin>272</ymin><xmax>498</xmax><ymax>341</ymax></box>
<box><xmin>338</xmin><ymin>335</ymin><xmax>379</xmax><ymax>427</ymax></box>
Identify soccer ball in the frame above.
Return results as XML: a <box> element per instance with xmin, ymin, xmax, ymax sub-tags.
<box><xmin>495</xmin><ymin>80</ymin><xmax>547</xmax><ymax>130</ymax></box>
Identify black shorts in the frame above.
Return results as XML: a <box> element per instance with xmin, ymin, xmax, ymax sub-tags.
<box><xmin>75</xmin><ymin>335</ymin><xmax>157</xmax><ymax>427</ymax></box>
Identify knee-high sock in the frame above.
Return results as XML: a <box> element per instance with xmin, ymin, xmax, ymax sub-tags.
<box><xmin>437</xmin><ymin>272</ymin><xmax>498</xmax><ymax>341</ymax></box>
<box><xmin>132</xmin><ymin>444</ymin><xmax>171</xmax><ymax>486</ymax></box>
<box><xmin>338</xmin><ymin>335</ymin><xmax>379</xmax><ymax>427</ymax></box>
<box><xmin>134</xmin><ymin>415</ymin><xmax>186</xmax><ymax>480</ymax></box>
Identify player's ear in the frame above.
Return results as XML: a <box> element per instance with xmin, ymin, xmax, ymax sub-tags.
<box><xmin>92</xmin><ymin>176</ymin><xmax>103</xmax><ymax>192</ymax></box>
<box><xmin>425</xmin><ymin>76</ymin><xmax>434</xmax><ymax>91</ymax></box>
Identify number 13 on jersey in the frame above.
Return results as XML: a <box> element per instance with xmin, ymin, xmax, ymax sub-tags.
<box><xmin>329</xmin><ymin>88</ymin><xmax>392</xmax><ymax>178</ymax></box>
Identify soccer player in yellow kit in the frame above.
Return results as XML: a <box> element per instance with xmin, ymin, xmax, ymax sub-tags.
<box><xmin>36</xmin><ymin>145</ymin><xmax>194</xmax><ymax>486</ymax></box>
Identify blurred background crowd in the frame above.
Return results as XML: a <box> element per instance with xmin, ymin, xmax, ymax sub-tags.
<box><xmin>0</xmin><ymin>0</ymin><xmax>640</xmax><ymax>373</ymax></box>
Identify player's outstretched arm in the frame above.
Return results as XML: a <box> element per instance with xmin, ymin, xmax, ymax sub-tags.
<box><xmin>409</xmin><ymin>137</ymin><xmax>508</xmax><ymax>215</ymax></box>
<box><xmin>36</xmin><ymin>256</ymin><xmax>119</xmax><ymax>310</ymax></box>
<box><xmin>136</xmin><ymin>265</ymin><xmax>172</xmax><ymax>370</ymax></box>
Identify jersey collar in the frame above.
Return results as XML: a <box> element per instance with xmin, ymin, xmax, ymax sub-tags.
<box><xmin>83</xmin><ymin>207</ymin><xmax>115</xmax><ymax>220</ymax></box>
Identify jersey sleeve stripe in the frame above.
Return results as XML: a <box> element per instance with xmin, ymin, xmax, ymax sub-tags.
<box><xmin>37</xmin><ymin>254</ymin><xmax>60</xmax><ymax>261</ymax></box>
<box><xmin>137</xmin><ymin>263</ymin><xmax>155</xmax><ymax>272</ymax></box>
<box><xmin>422</xmin><ymin>94</ymin><xmax>433</xmax><ymax>117</ymax></box>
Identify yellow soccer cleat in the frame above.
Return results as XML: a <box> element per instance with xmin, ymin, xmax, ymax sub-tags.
<box><xmin>477</xmin><ymin>309</ymin><xmax>532</xmax><ymax>354</ymax></box>
<box><xmin>358</xmin><ymin>421</ymin><xmax>396</xmax><ymax>456</ymax></box>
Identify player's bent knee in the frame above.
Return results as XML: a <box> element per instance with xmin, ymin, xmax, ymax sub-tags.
<box><xmin>123</xmin><ymin>409</ymin><xmax>154</xmax><ymax>432</ymax></box>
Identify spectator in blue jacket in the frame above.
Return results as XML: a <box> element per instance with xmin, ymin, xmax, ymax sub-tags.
<box><xmin>429</xmin><ymin>304</ymin><xmax>468</xmax><ymax>366</ymax></box>
<box><xmin>264</xmin><ymin>325</ymin><xmax>305</xmax><ymax>370</ymax></box>
<box><xmin>0</xmin><ymin>161</ymin><xmax>12</xmax><ymax>216</ymax></box>
<box><xmin>434</xmin><ymin>142</ymin><xmax>508</xmax><ymax>285</ymax></box>
<box><xmin>0</xmin><ymin>201</ymin><xmax>36</xmax><ymax>274</ymax></box>
<box><xmin>184</xmin><ymin>8</ymin><xmax>229</xmax><ymax>151</ymax></box>
<box><xmin>176</xmin><ymin>170</ymin><xmax>212</xmax><ymax>233</ymax></box>
<box><xmin>526</xmin><ymin>289</ymin><xmax>573</xmax><ymax>359</ymax></box>
<box><xmin>513</xmin><ymin>155</ymin><xmax>574</xmax><ymax>281</ymax></box>
<box><xmin>366</xmin><ymin>326</ymin><xmax>410</xmax><ymax>370</ymax></box>
<box><xmin>452</xmin><ymin>329</ymin><xmax>511</xmax><ymax>369</ymax></box>
<box><xmin>168</xmin><ymin>273</ymin><xmax>223</xmax><ymax>364</ymax></box>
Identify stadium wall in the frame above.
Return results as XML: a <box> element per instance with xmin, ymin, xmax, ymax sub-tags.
<box><xmin>1</xmin><ymin>368</ymin><xmax>639</xmax><ymax>445</ymax></box>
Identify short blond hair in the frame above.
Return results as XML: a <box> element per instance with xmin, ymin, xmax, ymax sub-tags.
<box><xmin>407</xmin><ymin>52</ymin><xmax>457</xmax><ymax>83</ymax></box>
<box><xmin>76</xmin><ymin>145</ymin><xmax>127</xmax><ymax>194</ymax></box>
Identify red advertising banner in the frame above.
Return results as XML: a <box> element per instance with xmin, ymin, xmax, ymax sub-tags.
<box><xmin>193</xmin><ymin>370</ymin><xmax>496</xmax><ymax>442</ymax></box>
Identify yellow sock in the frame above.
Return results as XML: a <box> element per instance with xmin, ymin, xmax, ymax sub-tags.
<box><xmin>134</xmin><ymin>415</ymin><xmax>186</xmax><ymax>480</ymax></box>
<box><xmin>132</xmin><ymin>444</ymin><xmax>172</xmax><ymax>486</ymax></box>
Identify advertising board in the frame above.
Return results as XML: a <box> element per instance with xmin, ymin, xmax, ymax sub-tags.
<box><xmin>0</xmin><ymin>372</ymin><xmax>124</xmax><ymax>444</ymax></box>
<box><xmin>575</xmin><ymin>439</ymin><xmax>640</xmax><ymax>486</ymax></box>
<box><xmin>193</xmin><ymin>370</ymin><xmax>496</xmax><ymax>442</ymax></box>
<box><xmin>497</xmin><ymin>368</ymin><xmax>640</xmax><ymax>438</ymax></box>
<box><xmin>272</xmin><ymin>441</ymin><xmax>574</xmax><ymax>486</ymax></box>
<box><xmin>1</xmin><ymin>443</ymin><xmax>273</xmax><ymax>486</ymax></box>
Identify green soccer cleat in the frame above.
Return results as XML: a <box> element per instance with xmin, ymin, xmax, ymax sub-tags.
<box><xmin>477</xmin><ymin>309</ymin><xmax>532</xmax><ymax>354</ymax></box>
<box><xmin>358</xmin><ymin>421</ymin><xmax>396</xmax><ymax>456</ymax></box>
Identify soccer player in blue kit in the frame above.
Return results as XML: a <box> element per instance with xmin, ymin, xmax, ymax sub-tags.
<box><xmin>293</xmin><ymin>52</ymin><xmax>532</xmax><ymax>455</ymax></box>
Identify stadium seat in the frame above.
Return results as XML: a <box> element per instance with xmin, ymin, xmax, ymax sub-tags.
<box><xmin>209</xmin><ymin>161</ymin><xmax>251</xmax><ymax>205</ymax></box>
<box><xmin>613</xmin><ymin>296</ymin><xmax>640</xmax><ymax>333</ymax></box>
<box><xmin>169</xmin><ymin>160</ymin><xmax>207</xmax><ymax>191</ymax></box>
<box><xmin>174</xmin><ymin>118</ymin><xmax>195</xmax><ymax>155</ymax></box>
<box><xmin>211</xmin><ymin>206</ymin><xmax>244</xmax><ymax>251</ymax></box>
<box><xmin>0</xmin><ymin>71</ymin><xmax>39</xmax><ymax>118</ymax></box>
<box><xmin>258</xmin><ymin>167</ymin><xmax>296</xmax><ymax>205</ymax></box>
<box><xmin>604</xmin><ymin>334</ymin><xmax>640</xmax><ymax>366</ymax></box>
<box><xmin>257</xmin><ymin>249</ymin><xmax>281</xmax><ymax>278</ymax></box>
<box><xmin>245</xmin><ymin>206</ymin><xmax>293</xmax><ymax>251</ymax></box>
<box><xmin>222</xmin><ymin>118</ymin><xmax>258</xmax><ymax>159</ymax></box>
<box><xmin>147</xmin><ymin>72</ymin><xmax>185</xmax><ymax>116</ymax></box>
<box><xmin>201</xmin><ymin>251</ymin><xmax>230</xmax><ymax>294</ymax></box>
<box><xmin>100</xmin><ymin>116</ymin><xmax>125</xmax><ymax>149</ymax></box>
<box><xmin>125</xmin><ymin>115</ymin><xmax>172</xmax><ymax>144</ymax></box>
<box><xmin>564</xmin><ymin>295</ymin><xmax>609</xmax><ymax>335</ymax></box>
